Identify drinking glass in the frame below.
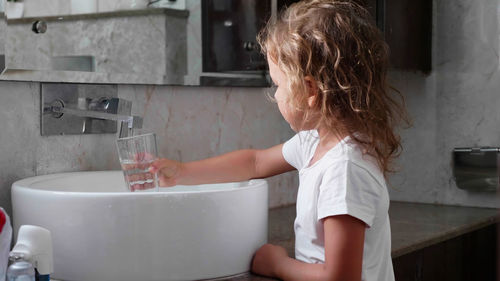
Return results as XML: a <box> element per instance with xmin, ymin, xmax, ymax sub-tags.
<box><xmin>116</xmin><ymin>133</ymin><xmax>159</xmax><ymax>192</ymax></box>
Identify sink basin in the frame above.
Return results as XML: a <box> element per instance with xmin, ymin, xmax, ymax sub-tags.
<box><xmin>11</xmin><ymin>171</ymin><xmax>268</xmax><ymax>281</ymax></box>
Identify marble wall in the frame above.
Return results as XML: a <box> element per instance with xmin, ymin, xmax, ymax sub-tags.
<box><xmin>388</xmin><ymin>0</ymin><xmax>500</xmax><ymax>208</ymax></box>
<box><xmin>1</xmin><ymin>0</ymin><xmax>499</xmax><ymax>217</ymax></box>
<box><xmin>0</xmin><ymin>81</ymin><xmax>297</xmax><ymax>217</ymax></box>
<box><xmin>4</xmin><ymin>11</ymin><xmax>186</xmax><ymax>85</ymax></box>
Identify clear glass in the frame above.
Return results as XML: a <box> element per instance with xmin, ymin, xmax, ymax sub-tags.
<box><xmin>116</xmin><ymin>133</ymin><xmax>159</xmax><ymax>192</ymax></box>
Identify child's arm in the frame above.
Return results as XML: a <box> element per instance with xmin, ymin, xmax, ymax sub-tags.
<box><xmin>150</xmin><ymin>144</ymin><xmax>294</xmax><ymax>186</ymax></box>
<box><xmin>252</xmin><ymin>215</ymin><xmax>365</xmax><ymax>281</ymax></box>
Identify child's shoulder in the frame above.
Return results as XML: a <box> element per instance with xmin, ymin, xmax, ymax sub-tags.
<box><xmin>324</xmin><ymin>139</ymin><xmax>386</xmax><ymax>187</ymax></box>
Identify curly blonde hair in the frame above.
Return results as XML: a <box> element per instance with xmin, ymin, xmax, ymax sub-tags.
<box><xmin>258</xmin><ymin>0</ymin><xmax>409</xmax><ymax>177</ymax></box>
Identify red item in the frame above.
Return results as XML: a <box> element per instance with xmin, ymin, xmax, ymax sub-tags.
<box><xmin>0</xmin><ymin>210</ymin><xmax>6</xmax><ymax>233</ymax></box>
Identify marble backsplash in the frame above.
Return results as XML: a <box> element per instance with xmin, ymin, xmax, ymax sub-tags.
<box><xmin>3</xmin><ymin>10</ymin><xmax>187</xmax><ymax>85</ymax></box>
<box><xmin>387</xmin><ymin>0</ymin><xmax>500</xmax><ymax>208</ymax></box>
<box><xmin>0</xmin><ymin>81</ymin><xmax>298</xmax><ymax>216</ymax></box>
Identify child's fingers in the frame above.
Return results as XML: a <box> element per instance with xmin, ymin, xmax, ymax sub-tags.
<box><xmin>149</xmin><ymin>158</ymin><xmax>182</xmax><ymax>187</ymax></box>
<box><xmin>150</xmin><ymin>159</ymin><xmax>177</xmax><ymax>176</ymax></box>
<box><xmin>131</xmin><ymin>181</ymin><xmax>154</xmax><ymax>191</ymax></box>
<box><xmin>149</xmin><ymin>158</ymin><xmax>167</xmax><ymax>173</ymax></box>
<box><xmin>158</xmin><ymin>173</ymin><xmax>177</xmax><ymax>187</ymax></box>
<box><xmin>131</xmin><ymin>183</ymin><xmax>141</xmax><ymax>191</ymax></box>
<box><xmin>126</xmin><ymin>166</ymin><xmax>156</xmax><ymax>191</ymax></box>
<box><xmin>142</xmin><ymin>181</ymin><xmax>155</xmax><ymax>190</ymax></box>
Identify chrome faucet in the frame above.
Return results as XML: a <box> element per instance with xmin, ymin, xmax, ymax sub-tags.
<box><xmin>44</xmin><ymin>97</ymin><xmax>142</xmax><ymax>138</ymax></box>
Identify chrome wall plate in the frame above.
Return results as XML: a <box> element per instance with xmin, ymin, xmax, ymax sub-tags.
<box><xmin>41</xmin><ymin>83</ymin><xmax>120</xmax><ymax>136</ymax></box>
<box><xmin>453</xmin><ymin>147</ymin><xmax>499</xmax><ymax>192</ymax></box>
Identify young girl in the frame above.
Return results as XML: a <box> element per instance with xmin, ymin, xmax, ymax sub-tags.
<box><xmin>150</xmin><ymin>1</ymin><xmax>407</xmax><ymax>280</ymax></box>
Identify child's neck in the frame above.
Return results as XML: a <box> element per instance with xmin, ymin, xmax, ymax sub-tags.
<box><xmin>308</xmin><ymin>127</ymin><xmax>347</xmax><ymax>167</ymax></box>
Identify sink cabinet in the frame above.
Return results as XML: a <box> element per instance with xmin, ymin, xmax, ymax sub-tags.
<box><xmin>393</xmin><ymin>223</ymin><xmax>498</xmax><ymax>281</ymax></box>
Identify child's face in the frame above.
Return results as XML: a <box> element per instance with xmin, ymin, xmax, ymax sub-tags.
<box><xmin>267</xmin><ymin>55</ymin><xmax>304</xmax><ymax>132</ymax></box>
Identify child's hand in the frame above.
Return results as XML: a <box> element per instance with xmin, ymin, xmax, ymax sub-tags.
<box><xmin>251</xmin><ymin>243</ymin><xmax>288</xmax><ymax>278</ymax></box>
<box><xmin>149</xmin><ymin>158</ymin><xmax>184</xmax><ymax>187</ymax></box>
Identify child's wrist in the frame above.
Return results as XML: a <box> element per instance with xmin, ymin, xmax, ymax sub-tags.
<box><xmin>176</xmin><ymin>162</ymin><xmax>187</xmax><ymax>185</ymax></box>
<box><xmin>273</xmin><ymin>254</ymin><xmax>288</xmax><ymax>279</ymax></box>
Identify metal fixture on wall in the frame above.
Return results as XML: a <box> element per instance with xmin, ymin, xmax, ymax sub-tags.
<box><xmin>453</xmin><ymin>147</ymin><xmax>499</xmax><ymax>191</ymax></box>
<box><xmin>31</xmin><ymin>20</ymin><xmax>47</xmax><ymax>34</ymax></box>
<box><xmin>41</xmin><ymin>83</ymin><xmax>142</xmax><ymax>137</ymax></box>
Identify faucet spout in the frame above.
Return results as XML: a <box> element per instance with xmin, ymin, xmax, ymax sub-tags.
<box><xmin>51</xmin><ymin>106</ymin><xmax>139</xmax><ymax>123</ymax></box>
<box><xmin>48</xmin><ymin>101</ymin><xmax>143</xmax><ymax>138</ymax></box>
<box><xmin>118</xmin><ymin>118</ymin><xmax>143</xmax><ymax>138</ymax></box>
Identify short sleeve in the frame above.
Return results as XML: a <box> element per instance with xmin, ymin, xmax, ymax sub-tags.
<box><xmin>282</xmin><ymin>133</ymin><xmax>304</xmax><ymax>170</ymax></box>
<box><xmin>317</xmin><ymin>161</ymin><xmax>382</xmax><ymax>227</ymax></box>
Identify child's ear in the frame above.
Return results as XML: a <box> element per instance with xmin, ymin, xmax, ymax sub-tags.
<box><xmin>304</xmin><ymin>76</ymin><xmax>318</xmax><ymax>108</ymax></box>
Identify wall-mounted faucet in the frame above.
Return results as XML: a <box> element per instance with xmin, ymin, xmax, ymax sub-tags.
<box><xmin>40</xmin><ymin>83</ymin><xmax>142</xmax><ymax>137</ymax></box>
<box><xmin>46</xmin><ymin>98</ymin><xmax>142</xmax><ymax>138</ymax></box>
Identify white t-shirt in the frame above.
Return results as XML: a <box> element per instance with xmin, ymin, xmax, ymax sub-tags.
<box><xmin>282</xmin><ymin>130</ymin><xmax>394</xmax><ymax>281</ymax></box>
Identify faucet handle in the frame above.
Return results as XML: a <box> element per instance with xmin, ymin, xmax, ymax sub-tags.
<box><xmin>88</xmin><ymin>97</ymin><xmax>112</xmax><ymax>112</ymax></box>
<box><xmin>88</xmin><ymin>97</ymin><xmax>131</xmax><ymax>116</ymax></box>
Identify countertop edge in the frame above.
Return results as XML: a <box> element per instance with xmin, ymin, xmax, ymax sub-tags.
<box><xmin>391</xmin><ymin>214</ymin><xmax>499</xmax><ymax>258</ymax></box>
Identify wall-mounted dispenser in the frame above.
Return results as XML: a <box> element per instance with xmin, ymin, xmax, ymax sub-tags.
<box><xmin>453</xmin><ymin>147</ymin><xmax>499</xmax><ymax>191</ymax></box>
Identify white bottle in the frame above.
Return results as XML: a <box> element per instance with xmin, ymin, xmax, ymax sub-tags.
<box><xmin>6</xmin><ymin>259</ymin><xmax>35</xmax><ymax>281</ymax></box>
<box><xmin>0</xmin><ymin>207</ymin><xmax>12</xmax><ymax>281</ymax></box>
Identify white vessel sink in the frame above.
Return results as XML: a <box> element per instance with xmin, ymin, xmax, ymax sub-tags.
<box><xmin>11</xmin><ymin>171</ymin><xmax>268</xmax><ymax>281</ymax></box>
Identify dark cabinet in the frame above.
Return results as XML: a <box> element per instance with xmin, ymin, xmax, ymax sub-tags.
<box><xmin>383</xmin><ymin>0</ymin><xmax>432</xmax><ymax>73</ymax></box>
<box><xmin>200</xmin><ymin>0</ymin><xmax>432</xmax><ymax>87</ymax></box>
<box><xmin>393</xmin><ymin>224</ymin><xmax>498</xmax><ymax>281</ymax></box>
<box><xmin>202</xmin><ymin>0</ymin><xmax>271</xmax><ymax>73</ymax></box>
<box><xmin>201</xmin><ymin>0</ymin><xmax>271</xmax><ymax>86</ymax></box>
<box><xmin>357</xmin><ymin>0</ymin><xmax>432</xmax><ymax>73</ymax></box>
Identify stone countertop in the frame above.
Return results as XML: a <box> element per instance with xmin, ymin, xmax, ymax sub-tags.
<box><xmin>388</xmin><ymin>201</ymin><xmax>498</xmax><ymax>257</ymax></box>
<box><xmin>227</xmin><ymin>201</ymin><xmax>499</xmax><ymax>281</ymax></box>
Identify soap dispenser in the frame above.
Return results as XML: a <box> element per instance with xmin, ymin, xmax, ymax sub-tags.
<box><xmin>8</xmin><ymin>226</ymin><xmax>53</xmax><ymax>281</ymax></box>
<box><xmin>6</xmin><ymin>258</ymin><xmax>35</xmax><ymax>281</ymax></box>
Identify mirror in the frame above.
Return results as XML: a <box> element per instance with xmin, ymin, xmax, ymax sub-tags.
<box><xmin>0</xmin><ymin>0</ymin><xmax>273</xmax><ymax>86</ymax></box>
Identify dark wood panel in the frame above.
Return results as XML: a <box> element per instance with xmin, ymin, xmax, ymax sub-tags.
<box><xmin>393</xmin><ymin>224</ymin><xmax>498</xmax><ymax>281</ymax></box>
<box><xmin>393</xmin><ymin>250</ymin><xmax>424</xmax><ymax>281</ymax></box>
